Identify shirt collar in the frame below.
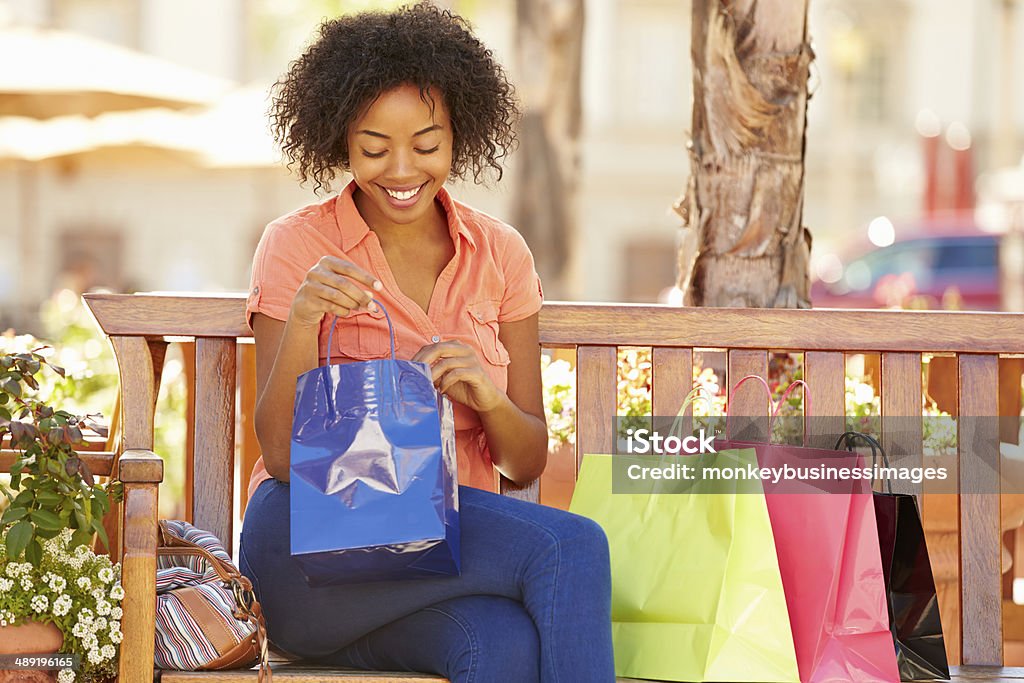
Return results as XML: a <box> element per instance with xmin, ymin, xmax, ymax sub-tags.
<box><xmin>336</xmin><ymin>180</ymin><xmax>477</xmax><ymax>253</ymax></box>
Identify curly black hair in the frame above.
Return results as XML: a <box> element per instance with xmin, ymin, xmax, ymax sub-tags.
<box><xmin>269</xmin><ymin>2</ymin><xmax>519</xmax><ymax>193</ymax></box>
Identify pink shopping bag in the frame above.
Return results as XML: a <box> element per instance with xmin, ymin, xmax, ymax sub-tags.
<box><xmin>716</xmin><ymin>376</ymin><xmax>900</xmax><ymax>683</ymax></box>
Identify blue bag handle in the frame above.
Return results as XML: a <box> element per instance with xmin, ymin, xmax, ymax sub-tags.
<box><xmin>321</xmin><ymin>300</ymin><xmax>401</xmax><ymax>418</ymax></box>
<box><xmin>325</xmin><ymin>299</ymin><xmax>396</xmax><ymax>364</ymax></box>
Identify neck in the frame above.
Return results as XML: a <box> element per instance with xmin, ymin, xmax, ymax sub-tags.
<box><xmin>352</xmin><ymin>188</ymin><xmax>449</xmax><ymax>243</ymax></box>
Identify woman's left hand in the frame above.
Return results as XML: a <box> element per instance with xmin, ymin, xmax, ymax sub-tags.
<box><xmin>412</xmin><ymin>341</ymin><xmax>505</xmax><ymax>413</ymax></box>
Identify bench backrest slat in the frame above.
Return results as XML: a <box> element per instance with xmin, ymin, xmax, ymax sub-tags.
<box><xmin>726</xmin><ymin>350</ymin><xmax>770</xmax><ymax>441</ymax></box>
<box><xmin>880</xmin><ymin>352</ymin><xmax>924</xmax><ymax>497</ymax></box>
<box><xmin>958</xmin><ymin>354</ymin><xmax>1002</xmax><ymax>665</ymax></box>
<box><xmin>576</xmin><ymin>346</ymin><xmax>617</xmax><ymax>468</ymax></box>
<box><xmin>803</xmin><ymin>351</ymin><xmax>844</xmax><ymax>449</ymax></box>
<box><xmin>193</xmin><ymin>338</ymin><xmax>238</xmax><ymax>547</ymax></box>
<box><xmin>651</xmin><ymin>347</ymin><xmax>693</xmax><ymax>435</ymax></box>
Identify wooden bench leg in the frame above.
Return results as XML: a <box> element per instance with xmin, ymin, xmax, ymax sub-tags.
<box><xmin>119</xmin><ymin>482</ymin><xmax>158</xmax><ymax>683</ymax></box>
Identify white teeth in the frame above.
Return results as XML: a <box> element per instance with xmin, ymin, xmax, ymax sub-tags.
<box><xmin>385</xmin><ymin>185</ymin><xmax>421</xmax><ymax>201</ymax></box>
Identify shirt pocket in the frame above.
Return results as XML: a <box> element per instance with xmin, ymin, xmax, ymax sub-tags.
<box><xmin>325</xmin><ymin>308</ymin><xmax>395</xmax><ymax>360</ymax></box>
<box><xmin>468</xmin><ymin>302</ymin><xmax>511</xmax><ymax>367</ymax></box>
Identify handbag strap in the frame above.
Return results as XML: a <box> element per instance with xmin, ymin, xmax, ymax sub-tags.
<box><xmin>157</xmin><ymin>521</ymin><xmax>272</xmax><ymax>682</ymax></box>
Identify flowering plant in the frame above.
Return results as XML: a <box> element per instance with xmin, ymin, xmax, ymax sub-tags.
<box><xmin>0</xmin><ymin>529</ymin><xmax>123</xmax><ymax>681</ymax></box>
<box><xmin>0</xmin><ymin>349</ymin><xmax>123</xmax><ymax>681</ymax></box>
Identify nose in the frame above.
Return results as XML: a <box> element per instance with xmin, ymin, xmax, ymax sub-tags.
<box><xmin>387</xmin><ymin>147</ymin><xmax>417</xmax><ymax>180</ymax></box>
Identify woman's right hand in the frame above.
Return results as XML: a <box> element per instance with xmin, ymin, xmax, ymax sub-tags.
<box><xmin>290</xmin><ymin>256</ymin><xmax>383</xmax><ymax>328</ymax></box>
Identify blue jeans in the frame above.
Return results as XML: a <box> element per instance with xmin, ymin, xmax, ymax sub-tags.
<box><xmin>239</xmin><ymin>480</ymin><xmax>615</xmax><ymax>683</ymax></box>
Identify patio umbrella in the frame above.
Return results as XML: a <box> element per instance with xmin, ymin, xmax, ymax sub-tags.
<box><xmin>0</xmin><ymin>26</ymin><xmax>232</xmax><ymax>119</ymax></box>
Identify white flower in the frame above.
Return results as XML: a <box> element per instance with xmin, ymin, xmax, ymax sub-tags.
<box><xmin>83</xmin><ymin>633</ymin><xmax>98</xmax><ymax>650</ymax></box>
<box><xmin>100</xmin><ymin>644</ymin><xmax>115</xmax><ymax>660</ymax></box>
<box><xmin>94</xmin><ymin>616</ymin><xmax>107</xmax><ymax>631</ymax></box>
<box><xmin>20</xmin><ymin>577</ymin><xmax>32</xmax><ymax>592</ymax></box>
<box><xmin>57</xmin><ymin>669</ymin><xmax>75</xmax><ymax>683</ymax></box>
<box><xmin>91</xmin><ymin>588</ymin><xmax>105</xmax><ymax>602</ymax></box>
<box><xmin>96</xmin><ymin>599</ymin><xmax>111</xmax><ymax>616</ymax></box>
<box><xmin>109</xmin><ymin>585</ymin><xmax>124</xmax><ymax>601</ymax></box>
<box><xmin>49</xmin><ymin>576</ymin><xmax>67</xmax><ymax>593</ymax></box>
<box><xmin>0</xmin><ymin>578</ymin><xmax>12</xmax><ymax>592</ymax></box>
<box><xmin>110</xmin><ymin>607</ymin><xmax>122</xmax><ymax>620</ymax></box>
<box><xmin>98</xmin><ymin>567</ymin><xmax>114</xmax><ymax>584</ymax></box>
<box><xmin>72</xmin><ymin>622</ymin><xmax>89</xmax><ymax>638</ymax></box>
<box><xmin>4</xmin><ymin>563</ymin><xmax>18</xmax><ymax>578</ymax></box>
<box><xmin>87</xmin><ymin>649</ymin><xmax>102</xmax><ymax>665</ymax></box>
<box><xmin>76</xmin><ymin>577</ymin><xmax>91</xmax><ymax>591</ymax></box>
<box><xmin>30</xmin><ymin>595</ymin><xmax>49</xmax><ymax>613</ymax></box>
<box><xmin>109</xmin><ymin>628</ymin><xmax>122</xmax><ymax>644</ymax></box>
<box><xmin>79</xmin><ymin>608</ymin><xmax>93</xmax><ymax>620</ymax></box>
<box><xmin>74</xmin><ymin>544</ymin><xmax>90</xmax><ymax>559</ymax></box>
<box><xmin>53</xmin><ymin>595</ymin><xmax>73</xmax><ymax>616</ymax></box>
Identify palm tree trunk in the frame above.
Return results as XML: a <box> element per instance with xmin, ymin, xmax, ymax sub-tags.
<box><xmin>511</xmin><ymin>0</ymin><xmax>584</xmax><ymax>299</ymax></box>
<box><xmin>678</xmin><ymin>0</ymin><xmax>814</xmax><ymax>308</ymax></box>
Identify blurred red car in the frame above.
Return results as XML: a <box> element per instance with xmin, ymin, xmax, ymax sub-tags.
<box><xmin>810</xmin><ymin>227</ymin><xmax>1000</xmax><ymax>311</ymax></box>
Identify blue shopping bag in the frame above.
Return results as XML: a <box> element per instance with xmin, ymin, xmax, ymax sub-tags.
<box><xmin>289</xmin><ymin>301</ymin><xmax>460</xmax><ymax>586</ymax></box>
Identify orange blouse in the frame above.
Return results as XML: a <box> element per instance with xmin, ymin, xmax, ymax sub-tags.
<box><xmin>245</xmin><ymin>180</ymin><xmax>543</xmax><ymax>497</ymax></box>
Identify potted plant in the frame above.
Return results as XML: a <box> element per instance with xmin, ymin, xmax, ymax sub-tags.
<box><xmin>0</xmin><ymin>349</ymin><xmax>123</xmax><ymax>683</ymax></box>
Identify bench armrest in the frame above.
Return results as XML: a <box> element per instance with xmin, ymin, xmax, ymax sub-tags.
<box><xmin>118</xmin><ymin>448</ymin><xmax>164</xmax><ymax>483</ymax></box>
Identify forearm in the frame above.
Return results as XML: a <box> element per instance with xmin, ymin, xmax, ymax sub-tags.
<box><xmin>254</xmin><ymin>320</ymin><xmax>320</xmax><ymax>481</ymax></box>
<box><xmin>479</xmin><ymin>396</ymin><xmax>548</xmax><ymax>486</ymax></box>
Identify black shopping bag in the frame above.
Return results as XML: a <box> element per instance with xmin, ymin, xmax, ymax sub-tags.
<box><xmin>836</xmin><ymin>432</ymin><xmax>951</xmax><ymax>681</ymax></box>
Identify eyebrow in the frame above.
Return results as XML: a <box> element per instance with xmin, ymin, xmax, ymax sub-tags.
<box><xmin>356</xmin><ymin>124</ymin><xmax>443</xmax><ymax>139</ymax></box>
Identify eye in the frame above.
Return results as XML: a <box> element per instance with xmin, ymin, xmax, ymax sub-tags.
<box><xmin>415</xmin><ymin>145</ymin><xmax>440</xmax><ymax>155</ymax></box>
<box><xmin>361</xmin><ymin>150</ymin><xmax>386</xmax><ymax>158</ymax></box>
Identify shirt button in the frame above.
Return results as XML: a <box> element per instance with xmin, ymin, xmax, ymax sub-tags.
<box><xmin>431</xmin><ymin>335</ymin><xmax>441</xmax><ymax>343</ymax></box>
<box><xmin>252</xmin><ymin>286</ymin><xmax>259</xmax><ymax>294</ymax></box>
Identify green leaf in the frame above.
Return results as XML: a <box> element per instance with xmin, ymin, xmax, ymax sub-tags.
<box><xmin>34</xmin><ymin>490</ymin><xmax>61</xmax><ymax>506</ymax></box>
<box><xmin>29</xmin><ymin>508</ymin><xmax>64</xmax><ymax>531</ymax></box>
<box><xmin>71</xmin><ymin>527</ymin><xmax>92</xmax><ymax>548</ymax></box>
<box><xmin>74</xmin><ymin>510</ymin><xmax>88</xmax><ymax>530</ymax></box>
<box><xmin>35</xmin><ymin>527</ymin><xmax>59</xmax><ymax>540</ymax></box>
<box><xmin>13</xmin><ymin>490</ymin><xmax>33</xmax><ymax>507</ymax></box>
<box><xmin>0</xmin><ymin>506</ymin><xmax>28</xmax><ymax>524</ymax></box>
<box><xmin>5</xmin><ymin>520</ymin><xmax>33</xmax><ymax>558</ymax></box>
<box><xmin>91</xmin><ymin>518</ymin><xmax>109</xmax><ymax>549</ymax></box>
<box><xmin>25</xmin><ymin>538</ymin><xmax>43</xmax><ymax>566</ymax></box>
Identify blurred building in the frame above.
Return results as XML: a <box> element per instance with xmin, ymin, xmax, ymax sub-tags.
<box><xmin>1</xmin><ymin>0</ymin><xmax>1023</xmax><ymax>333</ymax></box>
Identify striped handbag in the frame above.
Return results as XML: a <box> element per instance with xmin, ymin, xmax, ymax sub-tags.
<box><xmin>155</xmin><ymin>520</ymin><xmax>271</xmax><ymax>681</ymax></box>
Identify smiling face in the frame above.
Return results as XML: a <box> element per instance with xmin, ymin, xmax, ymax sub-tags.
<box><xmin>346</xmin><ymin>84</ymin><xmax>454</xmax><ymax>231</ymax></box>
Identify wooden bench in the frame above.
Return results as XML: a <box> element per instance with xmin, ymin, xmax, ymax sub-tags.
<box><xmin>78</xmin><ymin>292</ymin><xmax>1024</xmax><ymax>682</ymax></box>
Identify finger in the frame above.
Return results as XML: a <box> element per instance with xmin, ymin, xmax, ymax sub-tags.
<box><xmin>438</xmin><ymin>368</ymin><xmax>476</xmax><ymax>395</ymax></box>
<box><xmin>309</xmin><ymin>271</ymin><xmax>377</xmax><ymax>311</ymax></box>
<box><xmin>319</xmin><ymin>256</ymin><xmax>383</xmax><ymax>292</ymax></box>
<box><xmin>307</xmin><ymin>282</ymin><xmax>365</xmax><ymax>317</ymax></box>
<box><xmin>415</xmin><ymin>341</ymin><xmax>473</xmax><ymax>365</ymax></box>
<box><xmin>429</xmin><ymin>356</ymin><xmax>476</xmax><ymax>384</ymax></box>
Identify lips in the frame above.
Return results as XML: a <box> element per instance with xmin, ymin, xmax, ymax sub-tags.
<box><xmin>379</xmin><ymin>181</ymin><xmax>428</xmax><ymax>208</ymax></box>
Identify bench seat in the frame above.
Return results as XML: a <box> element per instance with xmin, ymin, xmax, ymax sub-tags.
<box><xmin>157</xmin><ymin>666</ymin><xmax>1024</xmax><ymax>681</ymax></box>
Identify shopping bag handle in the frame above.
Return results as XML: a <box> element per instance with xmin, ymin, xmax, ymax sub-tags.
<box><xmin>666</xmin><ymin>385</ymin><xmax>717</xmax><ymax>441</ymax></box>
<box><xmin>724</xmin><ymin>375</ymin><xmax>811</xmax><ymax>444</ymax></box>
<box><xmin>835</xmin><ymin>430</ymin><xmax>894</xmax><ymax>494</ymax></box>
<box><xmin>325</xmin><ymin>299</ymin><xmax>396</xmax><ymax>365</ymax></box>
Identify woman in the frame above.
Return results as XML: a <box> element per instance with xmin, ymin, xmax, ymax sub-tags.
<box><xmin>238</xmin><ymin>4</ymin><xmax>614</xmax><ymax>682</ymax></box>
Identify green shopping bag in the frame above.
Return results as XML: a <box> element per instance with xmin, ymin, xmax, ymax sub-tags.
<box><xmin>569</xmin><ymin>449</ymin><xmax>799</xmax><ymax>682</ymax></box>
